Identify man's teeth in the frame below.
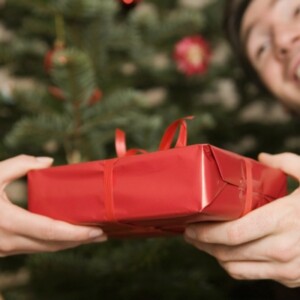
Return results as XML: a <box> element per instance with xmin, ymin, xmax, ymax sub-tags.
<box><xmin>296</xmin><ymin>66</ymin><xmax>300</xmax><ymax>80</ymax></box>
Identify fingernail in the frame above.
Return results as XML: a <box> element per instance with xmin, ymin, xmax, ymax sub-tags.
<box><xmin>185</xmin><ymin>228</ymin><xmax>196</xmax><ymax>239</ymax></box>
<box><xmin>89</xmin><ymin>229</ymin><xmax>104</xmax><ymax>238</ymax></box>
<box><xmin>36</xmin><ymin>157</ymin><xmax>54</xmax><ymax>164</ymax></box>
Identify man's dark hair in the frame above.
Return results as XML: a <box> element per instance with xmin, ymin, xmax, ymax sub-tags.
<box><xmin>223</xmin><ymin>0</ymin><xmax>251</xmax><ymax>58</ymax></box>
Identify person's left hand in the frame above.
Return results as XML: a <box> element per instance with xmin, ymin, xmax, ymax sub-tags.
<box><xmin>0</xmin><ymin>155</ymin><xmax>107</xmax><ymax>256</ymax></box>
<box><xmin>184</xmin><ymin>152</ymin><xmax>300</xmax><ymax>288</ymax></box>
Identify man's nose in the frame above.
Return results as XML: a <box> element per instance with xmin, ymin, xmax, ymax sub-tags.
<box><xmin>273</xmin><ymin>24</ymin><xmax>300</xmax><ymax>60</ymax></box>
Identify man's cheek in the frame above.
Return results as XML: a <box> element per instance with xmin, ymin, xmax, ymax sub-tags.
<box><xmin>261</xmin><ymin>68</ymin><xmax>282</xmax><ymax>94</ymax></box>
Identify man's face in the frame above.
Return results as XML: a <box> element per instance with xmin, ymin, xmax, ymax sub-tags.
<box><xmin>241</xmin><ymin>0</ymin><xmax>300</xmax><ymax>112</ymax></box>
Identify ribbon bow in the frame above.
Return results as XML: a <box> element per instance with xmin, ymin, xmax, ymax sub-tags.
<box><xmin>104</xmin><ymin>116</ymin><xmax>193</xmax><ymax>222</ymax></box>
<box><xmin>115</xmin><ymin>116</ymin><xmax>194</xmax><ymax>158</ymax></box>
<box><xmin>104</xmin><ymin>115</ymin><xmax>252</xmax><ymax>224</ymax></box>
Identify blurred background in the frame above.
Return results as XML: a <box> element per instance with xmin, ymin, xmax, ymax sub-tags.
<box><xmin>1</xmin><ymin>0</ymin><xmax>300</xmax><ymax>299</ymax></box>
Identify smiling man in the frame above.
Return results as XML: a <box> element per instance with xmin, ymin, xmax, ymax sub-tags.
<box><xmin>224</xmin><ymin>0</ymin><xmax>300</xmax><ymax>113</ymax></box>
<box><xmin>242</xmin><ymin>0</ymin><xmax>300</xmax><ymax>113</ymax></box>
<box><xmin>184</xmin><ymin>0</ymin><xmax>300</xmax><ymax>288</ymax></box>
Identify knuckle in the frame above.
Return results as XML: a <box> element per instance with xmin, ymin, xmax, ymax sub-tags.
<box><xmin>187</xmin><ymin>227</ymin><xmax>204</xmax><ymax>242</ymax></box>
<box><xmin>42</xmin><ymin>225</ymin><xmax>56</xmax><ymax>241</ymax></box>
<box><xmin>269</xmin><ymin>242</ymin><xmax>295</xmax><ymax>263</ymax></box>
<box><xmin>0</xmin><ymin>207</ymin><xmax>15</xmax><ymax>232</ymax></box>
<box><xmin>222</xmin><ymin>263</ymin><xmax>244</xmax><ymax>280</ymax></box>
<box><xmin>197</xmin><ymin>230</ymin><xmax>208</xmax><ymax>243</ymax></box>
<box><xmin>279</xmin><ymin>267</ymin><xmax>300</xmax><ymax>282</ymax></box>
<box><xmin>226</xmin><ymin>225</ymin><xmax>243</xmax><ymax>245</ymax></box>
<box><xmin>213</xmin><ymin>247</ymin><xmax>228</xmax><ymax>262</ymax></box>
<box><xmin>16</xmin><ymin>154</ymin><xmax>34</xmax><ymax>162</ymax></box>
<box><xmin>0</xmin><ymin>241</ymin><xmax>14</xmax><ymax>255</ymax></box>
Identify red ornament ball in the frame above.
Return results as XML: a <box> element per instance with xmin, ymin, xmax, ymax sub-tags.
<box><xmin>118</xmin><ymin>0</ymin><xmax>142</xmax><ymax>10</ymax></box>
<box><xmin>122</xmin><ymin>0</ymin><xmax>139</xmax><ymax>4</ymax></box>
<box><xmin>174</xmin><ymin>35</ymin><xmax>210</xmax><ymax>76</ymax></box>
<box><xmin>119</xmin><ymin>0</ymin><xmax>141</xmax><ymax>5</ymax></box>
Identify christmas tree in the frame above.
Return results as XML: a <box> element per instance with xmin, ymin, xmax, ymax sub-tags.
<box><xmin>1</xmin><ymin>0</ymin><xmax>300</xmax><ymax>299</ymax></box>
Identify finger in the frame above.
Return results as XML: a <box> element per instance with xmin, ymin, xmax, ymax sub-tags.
<box><xmin>185</xmin><ymin>234</ymin><xmax>288</xmax><ymax>262</ymax></box>
<box><xmin>0</xmin><ymin>155</ymin><xmax>53</xmax><ymax>187</ymax></box>
<box><xmin>184</xmin><ymin>196</ymin><xmax>288</xmax><ymax>245</ymax></box>
<box><xmin>184</xmin><ymin>238</ymin><xmax>265</xmax><ymax>262</ymax></box>
<box><xmin>8</xmin><ymin>236</ymin><xmax>107</xmax><ymax>257</ymax></box>
<box><xmin>258</xmin><ymin>152</ymin><xmax>300</xmax><ymax>180</ymax></box>
<box><xmin>0</xmin><ymin>235</ymin><xmax>81</xmax><ymax>257</ymax></box>
<box><xmin>0</xmin><ymin>233</ymin><xmax>108</xmax><ymax>257</ymax></box>
<box><xmin>220</xmin><ymin>260</ymin><xmax>300</xmax><ymax>286</ymax></box>
<box><xmin>219</xmin><ymin>261</ymin><xmax>278</xmax><ymax>281</ymax></box>
<box><xmin>1</xmin><ymin>202</ymin><xmax>105</xmax><ymax>243</ymax></box>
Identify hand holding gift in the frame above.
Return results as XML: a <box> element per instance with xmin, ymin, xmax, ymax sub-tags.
<box><xmin>28</xmin><ymin>117</ymin><xmax>287</xmax><ymax>238</ymax></box>
<box><xmin>185</xmin><ymin>152</ymin><xmax>300</xmax><ymax>287</ymax></box>
<box><xmin>0</xmin><ymin>155</ymin><xmax>106</xmax><ymax>256</ymax></box>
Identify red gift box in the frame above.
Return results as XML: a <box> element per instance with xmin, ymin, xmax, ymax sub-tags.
<box><xmin>27</xmin><ymin>117</ymin><xmax>287</xmax><ymax>238</ymax></box>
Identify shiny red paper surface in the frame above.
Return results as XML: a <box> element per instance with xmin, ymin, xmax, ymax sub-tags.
<box><xmin>27</xmin><ymin>144</ymin><xmax>287</xmax><ymax>238</ymax></box>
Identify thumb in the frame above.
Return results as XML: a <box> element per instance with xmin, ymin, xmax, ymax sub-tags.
<box><xmin>258</xmin><ymin>152</ymin><xmax>300</xmax><ymax>180</ymax></box>
<box><xmin>0</xmin><ymin>155</ymin><xmax>53</xmax><ymax>187</ymax></box>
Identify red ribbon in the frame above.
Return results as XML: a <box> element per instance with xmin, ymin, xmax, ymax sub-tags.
<box><xmin>115</xmin><ymin>128</ymin><xmax>148</xmax><ymax>158</ymax></box>
<box><xmin>103</xmin><ymin>159</ymin><xmax>118</xmax><ymax>222</ymax></box>
<box><xmin>104</xmin><ymin>116</ymin><xmax>253</xmax><ymax>226</ymax></box>
<box><xmin>241</xmin><ymin>159</ymin><xmax>253</xmax><ymax>216</ymax></box>
<box><xmin>115</xmin><ymin>116</ymin><xmax>194</xmax><ymax>157</ymax></box>
<box><xmin>104</xmin><ymin>116</ymin><xmax>194</xmax><ymax>225</ymax></box>
<box><xmin>159</xmin><ymin>116</ymin><xmax>194</xmax><ymax>151</ymax></box>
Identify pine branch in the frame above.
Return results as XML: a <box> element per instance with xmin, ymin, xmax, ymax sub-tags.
<box><xmin>12</xmin><ymin>85</ymin><xmax>49</xmax><ymax>113</ymax></box>
<box><xmin>51</xmin><ymin>0</ymin><xmax>117</xmax><ymax>19</ymax></box>
<box><xmin>80</xmin><ymin>89</ymin><xmax>145</xmax><ymax>132</ymax></box>
<box><xmin>51</xmin><ymin>48</ymin><xmax>96</xmax><ymax>106</ymax></box>
<box><xmin>4</xmin><ymin>114</ymin><xmax>68</xmax><ymax>149</ymax></box>
<box><xmin>130</xmin><ymin>8</ymin><xmax>204</xmax><ymax>43</ymax></box>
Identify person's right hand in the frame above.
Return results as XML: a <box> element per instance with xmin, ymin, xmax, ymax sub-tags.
<box><xmin>0</xmin><ymin>155</ymin><xmax>107</xmax><ymax>257</ymax></box>
<box><xmin>184</xmin><ymin>153</ymin><xmax>300</xmax><ymax>288</ymax></box>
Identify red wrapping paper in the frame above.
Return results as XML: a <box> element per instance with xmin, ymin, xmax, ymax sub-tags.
<box><xmin>27</xmin><ymin>118</ymin><xmax>287</xmax><ymax>238</ymax></box>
